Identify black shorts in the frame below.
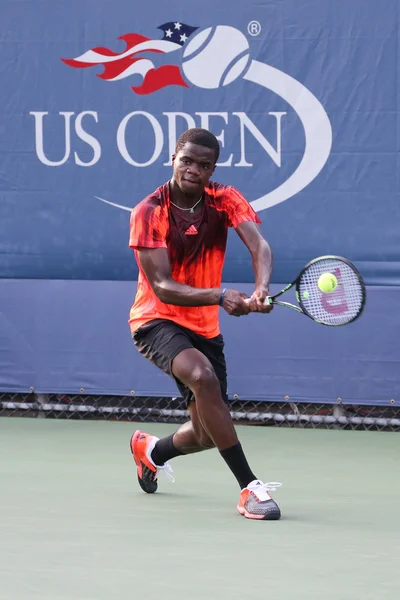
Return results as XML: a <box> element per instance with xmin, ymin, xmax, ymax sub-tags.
<box><xmin>132</xmin><ymin>319</ymin><xmax>228</xmax><ymax>406</ymax></box>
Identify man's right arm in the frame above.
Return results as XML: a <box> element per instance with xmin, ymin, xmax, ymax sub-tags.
<box><xmin>137</xmin><ymin>247</ymin><xmax>250</xmax><ymax>316</ymax></box>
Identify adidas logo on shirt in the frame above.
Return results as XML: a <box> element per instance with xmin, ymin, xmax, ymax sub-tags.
<box><xmin>184</xmin><ymin>225</ymin><xmax>198</xmax><ymax>235</ymax></box>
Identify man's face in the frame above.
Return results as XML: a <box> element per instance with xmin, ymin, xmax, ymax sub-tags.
<box><xmin>172</xmin><ymin>142</ymin><xmax>216</xmax><ymax>196</ymax></box>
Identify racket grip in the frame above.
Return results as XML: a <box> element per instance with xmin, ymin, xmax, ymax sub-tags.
<box><xmin>244</xmin><ymin>296</ymin><xmax>272</xmax><ymax>305</ymax></box>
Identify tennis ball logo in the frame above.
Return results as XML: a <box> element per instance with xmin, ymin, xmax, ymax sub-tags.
<box><xmin>318</xmin><ymin>273</ymin><xmax>338</xmax><ymax>293</ymax></box>
<box><xmin>182</xmin><ymin>26</ymin><xmax>250</xmax><ymax>89</ymax></box>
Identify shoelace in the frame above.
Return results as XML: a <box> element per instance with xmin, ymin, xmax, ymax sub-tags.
<box><xmin>156</xmin><ymin>461</ymin><xmax>175</xmax><ymax>483</ymax></box>
<box><xmin>263</xmin><ymin>481</ymin><xmax>283</xmax><ymax>492</ymax></box>
<box><xmin>248</xmin><ymin>481</ymin><xmax>283</xmax><ymax>501</ymax></box>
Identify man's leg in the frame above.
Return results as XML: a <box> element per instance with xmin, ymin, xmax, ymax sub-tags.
<box><xmin>169</xmin><ymin>348</ymin><xmax>258</xmax><ymax>490</ymax></box>
<box><xmin>174</xmin><ymin>403</ymin><xmax>215</xmax><ymax>452</ymax></box>
<box><xmin>150</xmin><ymin>403</ymin><xmax>214</xmax><ymax>466</ymax></box>
<box><xmin>170</xmin><ymin>349</ymin><xmax>282</xmax><ymax>520</ymax></box>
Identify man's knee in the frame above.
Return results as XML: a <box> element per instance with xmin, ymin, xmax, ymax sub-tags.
<box><xmin>190</xmin><ymin>365</ymin><xmax>219</xmax><ymax>392</ymax></box>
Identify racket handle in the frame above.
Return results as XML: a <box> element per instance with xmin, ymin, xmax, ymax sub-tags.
<box><xmin>244</xmin><ymin>296</ymin><xmax>272</xmax><ymax>305</ymax></box>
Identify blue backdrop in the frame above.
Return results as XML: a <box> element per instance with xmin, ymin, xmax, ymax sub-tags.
<box><xmin>1</xmin><ymin>0</ymin><xmax>399</xmax><ymax>403</ymax></box>
<box><xmin>1</xmin><ymin>279</ymin><xmax>399</xmax><ymax>404</ymax></box>
<box><xmin>1</xmin><ymin>0</ymin><xmax>399</xmax><ymax>284</ymax></box>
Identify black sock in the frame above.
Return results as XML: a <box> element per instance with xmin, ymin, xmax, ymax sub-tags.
<box><xmin>151</xmin><ymin>434</ymin><xmax>185</xmax><ymax>466</ymax></box>
<box><xmin>219</xmin><ymin>442</ymin><xmax>257</xmax><ymax>489</ymax></box>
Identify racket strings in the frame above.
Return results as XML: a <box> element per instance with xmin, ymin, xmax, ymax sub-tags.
<box><xmin>298</xmin><ymin>259</ymin><xmax>364</xmax><ymax>325</ymax></box>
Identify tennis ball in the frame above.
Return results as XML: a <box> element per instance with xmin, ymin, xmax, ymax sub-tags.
<box><xmin>182</xmin><ymin>26</ymin><xmax>250</xmax><ymax>89</ymax></box>
<box><xmin>318</xmin><ymin>273</ymin><xmax>338</xmax><ymax>293</ymax></box>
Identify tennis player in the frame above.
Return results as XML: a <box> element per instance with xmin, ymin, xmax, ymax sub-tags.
<box><xmin>128</xmin><ymin>128</ymin><xmax>281</xmax><ymax>520</ymax></box>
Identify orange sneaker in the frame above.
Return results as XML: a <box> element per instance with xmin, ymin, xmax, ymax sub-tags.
<box><xmin>130</xmin><ymin>430</ymin><xmax>174</xmax><ymax>494</ymax></box>
<box><xmin>237</xmin><ymin>480</ymin><xmax>282</xmax><ymax>520</ymax></box>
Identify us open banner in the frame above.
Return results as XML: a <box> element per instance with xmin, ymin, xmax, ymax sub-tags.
<box><xmin>1</xmin><ymin>0</ymin><xmax>399</xmax><ymax>284</ymax></box>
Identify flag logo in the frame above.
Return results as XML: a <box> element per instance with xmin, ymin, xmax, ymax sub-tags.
<box><xmin>61</xmin><ymin>22</ymin><xmax>199</xmax><ymax>95</ymax></box>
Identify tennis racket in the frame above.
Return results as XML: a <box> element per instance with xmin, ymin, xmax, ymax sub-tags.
<box><xmin>247</xmin><ymin>255</ymin><xmax>366</xmax><ymax>326</ymax></box>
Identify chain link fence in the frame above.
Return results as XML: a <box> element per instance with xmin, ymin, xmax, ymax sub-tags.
<box><xmin>1</xmin><ymin>392</ymin><xmax>399</xmax><ymax>431</ymax></box>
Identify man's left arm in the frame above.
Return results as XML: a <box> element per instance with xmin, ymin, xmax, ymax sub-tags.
<box><xmin>235</xmin><ymin>221</ymin><xmax>274</xmax><ymax>313</ymax></box>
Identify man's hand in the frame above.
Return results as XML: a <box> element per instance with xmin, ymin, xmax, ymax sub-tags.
<box><xmin>221</xmin><ymin>289</ymin><xmax>251</xmax><ymax>317</ymax></box>
<box><xmin>248</xmin><ymin>287</ymin><xmax>274</xmax><ymax>313</ymax></box>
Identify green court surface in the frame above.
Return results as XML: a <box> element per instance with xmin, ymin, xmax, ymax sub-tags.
<box><xmin>1</xmin><ymin>418</ymin><xmax>399</xmax><ymax>600</ymax></box>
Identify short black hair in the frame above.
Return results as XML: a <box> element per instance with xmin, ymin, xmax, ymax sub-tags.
<box><xmin>175</xmin><ymin>128</ymin><xmax>220</xmax><ymax>163</ymax></box>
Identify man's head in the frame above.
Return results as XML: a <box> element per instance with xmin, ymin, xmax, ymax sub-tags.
<box><xmin>172</xmin><ymin>128</ymin><xmax>220</xmax><ymax>197</ymax></box>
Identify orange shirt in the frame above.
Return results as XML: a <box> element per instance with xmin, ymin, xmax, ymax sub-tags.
<box><xmin>128</xmin><ymin>181</ymin><xmax>261</xmax><ymax>338</ymax></box>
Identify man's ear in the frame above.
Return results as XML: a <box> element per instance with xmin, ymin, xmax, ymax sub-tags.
<box><xmin>172</xmin><ymin>154</ymin><xmax>176</xmax><ymax>164</ymax></box>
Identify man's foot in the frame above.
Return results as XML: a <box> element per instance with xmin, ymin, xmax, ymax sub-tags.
<box><xmin>237</xmin><ymin>480</ymin><xmax>282</xmax><ymax>520</ymax></box>
<box><xmin>130</xmin><ymin>430</ymin><xmax>174</xmax><ymax>493</ymax></box>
